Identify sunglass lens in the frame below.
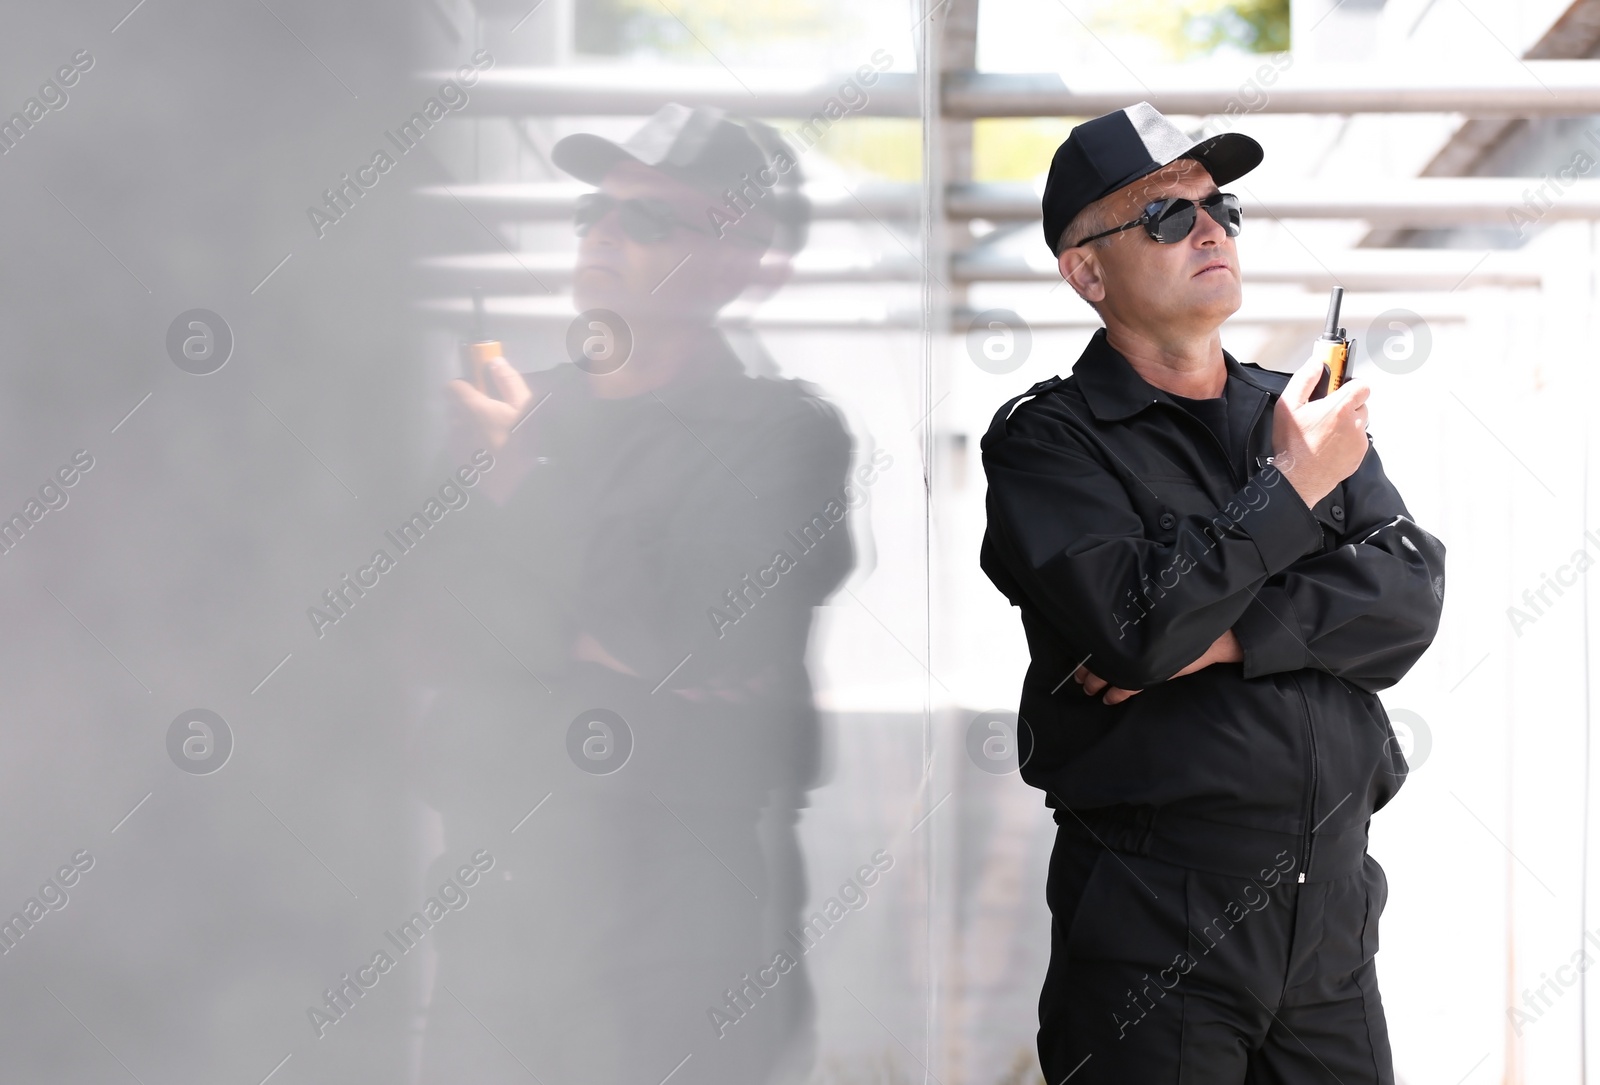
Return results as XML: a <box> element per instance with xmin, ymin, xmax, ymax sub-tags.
<box><xmin>1142</xmin><ymin>195</ymin><xmax>1241</xmax><ymax>242</ymax></box>
<box><xmin>574</xmin><ymin>193</ymin><xmax>610</xmax><ymax>236</ymax></box>
<box><xmin>573</xmin><ymin>194</ymin><xmax>674</xmax><ymax>241</ymax></box>
<box><xmin>1149</xmin><ymin>200</ymin><xmax>1197</xmax><ymax>243</ymax></box>
<box><xmin>1205</xmin><ymin>194</ymin><xmax>1241</xmax><ymax>236</ymax></box>
<box><xmin>619</xmin><ymin>200</ymin><xmax>673</xmax><ymax>243</ymax></box>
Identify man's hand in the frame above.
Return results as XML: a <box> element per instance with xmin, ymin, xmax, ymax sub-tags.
<box><xmin>445</xmin><ymin>357</ymin><xmax>534</xmax><ymax>456</ymax></box>
<box><xmin>1271</xmin><ymin>356</ymin><xmax>1370</xmax><ymax>509</ymax></box>
<box><xmin>444</xmin><ymin>356</ymin><xmax>539</xmax><ymax>503</ymax></box>
<box><xmin>1170</xmin><ymin>628</ymin><xmax>1242</xmax><ymax>677</ymax></box>
<box><xmin>1072</xmin><ymin>630</ymin><xmax>1243</xmax><ymax>704</ymax></box>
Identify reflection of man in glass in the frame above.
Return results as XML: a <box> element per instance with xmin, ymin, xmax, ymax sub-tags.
<box><xmin>408</xmin><ymin>104</ymin><xmax>853</xmax><ymax>1085</ymax></box>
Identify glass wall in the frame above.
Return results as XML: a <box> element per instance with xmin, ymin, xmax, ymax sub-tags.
<box><xmin>0</xmin><ymin>2</ymin><xmax>945</xmax><ymax>1083</ymax></box>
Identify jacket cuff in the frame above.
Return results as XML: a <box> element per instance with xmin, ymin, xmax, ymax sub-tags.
<box><xmin>1235</xmin><ymin>584</ymin><xmax>1307</xmax><ymax>678</ymax></box>
<box><xmin>1228</xmin><ymin>465</ymin><xmax>1322</xmax><ymax>574</ymax></box>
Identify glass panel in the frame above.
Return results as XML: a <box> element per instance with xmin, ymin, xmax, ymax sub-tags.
<box><xmin>0</xmin><ymin>3</ymin><xmax>935</xmax><ymax>1083</ymax></box>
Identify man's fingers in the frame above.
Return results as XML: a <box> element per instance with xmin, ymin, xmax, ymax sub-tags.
<box><xmin>1280</xmin><ymin>356</ymin><xmax>1325</xmax><ymax>411</ymax></box>
<box><xmin>1073</xmin><ymin>664</ymin><xmax>1144</xmax><ymax>702</ymax></box>
<box><xmin>444</xmin><ymin>375</ymin><xmax>522</xmax><ymax>457</ymax></box>
<box><xmin>487</xmin><ymin>357</ymin><xmax>533</xmax><ymax>410</ymax></box>
<box><xmin>1331</xmin><ymin>376</ymin><xmax>1370</xmax><ymax>410</ymax></box>
<box><xmin>444</xmin><ymin>376</ymin><xmax>480</xmax><ymax>409</ymax></box>
<box><xmin>446</xmin><ymin>376</ymin><xmax>500</xmax><ymax>415</ymax></box>
<box><xmin>1072</xmin><ymin>664</ymin><xmax>1146</xmax><ymax>703</ymax></box>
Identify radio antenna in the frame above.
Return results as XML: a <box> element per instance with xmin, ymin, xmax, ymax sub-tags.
<box><xmin>1322</xmin><ymin>286</ymin><xmax>1344</xmax><ymax>339</ymax></box>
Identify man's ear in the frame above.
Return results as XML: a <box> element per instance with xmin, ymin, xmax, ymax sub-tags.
<box><xmin>1059</xmin><ymin>247</ymin><xmax>1105</xmax><ymax>307</ymax></box>
<box><xmin>751</xmin><ymin>250</ymin><xmax>795</xmax><ymax>293</ymax></box>
<box><xmin>702</xmin><ymin>235</ymin><xmax>769</xmax><ymax>305</ymax></box>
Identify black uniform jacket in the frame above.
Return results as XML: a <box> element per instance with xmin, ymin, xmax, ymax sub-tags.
<box><xmin>980</xmin><ymin>328</ymin><xmax>1445</xmax><ymax>870</ymax></box>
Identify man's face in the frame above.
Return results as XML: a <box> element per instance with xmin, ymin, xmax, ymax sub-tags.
<box><xmin>572</xmin><ymin>159</ymin><xmax>765</xmax><ymax>321</ymax></box>
<box><xmin>1058</xmin><ymin>158</ymin><xmax>1242</xmax><ymax>335</ymax></box>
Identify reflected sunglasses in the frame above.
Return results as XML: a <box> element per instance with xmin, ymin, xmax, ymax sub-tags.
<box><xmin>573</xmin><ymin>192</ymin><xmax>714</xmax><ymax>243</ymax></box>
<box><xmin>1068</xmin><ymin>192</ymin><xmax>1242</xmax><ymax>249</ymax></box>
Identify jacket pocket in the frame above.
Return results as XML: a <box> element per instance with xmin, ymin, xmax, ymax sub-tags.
<box><xmin>1065</xmin><ymin>849</ymin><xmax>1187</xmax><ymax>963</ymax></box>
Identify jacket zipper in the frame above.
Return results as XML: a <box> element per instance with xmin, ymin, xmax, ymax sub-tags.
<box><xmin>1291</xmin><ymin>677</ymin><xmax>1318</xmax><ymax>883</ymax></box>
<box><xmin>1240</xmin><ymin>394</ymin><xmax>1268</xmax><ymax>490</ymax></box>
<box><xmin>1273</xmin><ymin>381</ymin><xmax>1316</xmax><ymax>884</ymax></box>
<box><xmin>1167</xmin><ymin>387</ymin><xmax>1310</xmax><ymax>873</ymax></box>
<box><xmin>1160</xmin><ymin>388</ymin><xmax>1312</xmax><ymax>868</ymax></box>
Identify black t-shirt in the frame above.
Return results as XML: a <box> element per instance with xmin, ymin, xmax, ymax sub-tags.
<box><xmin>1166</xmin><ymin>387</ymin><xmax>1229</xmax><ymax>459</ymax></box>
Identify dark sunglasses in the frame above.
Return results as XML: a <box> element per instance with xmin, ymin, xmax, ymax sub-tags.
<box><xmin>1069</xmin><ymin>192</ymin><xmax>1242</xmax><ymax>249</ymax></box>
<box><xmin>573</xmin><ymin>191</ymin><xmax>714</xmax><ymax>243</ymax></box>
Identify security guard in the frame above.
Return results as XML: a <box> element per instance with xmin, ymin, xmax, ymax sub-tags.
<box><xmin>979</xmin><ymin>102</ymin><xmax>1446</xmax><ymax>1084</ymax></box>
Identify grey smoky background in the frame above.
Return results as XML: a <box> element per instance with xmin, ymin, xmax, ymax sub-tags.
<box><xmin>0</xmin><ymin>2</ymin><xmax>954</xmax><ymax>1084</ymax></box>
<box><xmin>0</xmin><ymin>3</ymin><xmax>458</xmax><ymax>1082</ymax></box>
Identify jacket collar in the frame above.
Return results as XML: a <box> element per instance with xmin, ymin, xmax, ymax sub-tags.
<box><xmin>1073</xmin><ymin>326</ymin><xmax>1280</xmax><ymax>423</ymax></box>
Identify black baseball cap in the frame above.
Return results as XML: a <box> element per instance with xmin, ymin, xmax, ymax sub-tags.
<box><xmin>1041</xmin><ymin>101</ymin><xmax>1263</xmax><ymax>254</ymax></box>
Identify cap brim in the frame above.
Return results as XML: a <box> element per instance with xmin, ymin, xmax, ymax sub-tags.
<box><xmin>1172</xmin><ymin>130</ymin><xmax>1263</xmax><ymax>188</ymax></box>
<box><xmin>550</xmin><ymin>132</ymin><xmax>637</xmax><ymax>185</ymax></box>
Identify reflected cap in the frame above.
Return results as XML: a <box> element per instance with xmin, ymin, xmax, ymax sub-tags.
<box><xmin>552</xmin><ymin>103</ymin><xmax>771</xmax><ymax>198</ymax></box>
<box><xmin>552</xmin><ymin>102</ymin><xmax>810</xmax><ymax>249</ymax></box>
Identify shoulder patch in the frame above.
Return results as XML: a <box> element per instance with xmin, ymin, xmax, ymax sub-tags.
<box><xmin>1001</xmin><ymin>375</ymin><xmax>1066</xmax><ymax>421</ymax></box>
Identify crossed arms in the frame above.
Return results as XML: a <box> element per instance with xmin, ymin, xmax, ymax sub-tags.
<box><xmin>982</xmin><ymin>418</ymin><xmax>1445</xmax><ymax>698</ymax></box>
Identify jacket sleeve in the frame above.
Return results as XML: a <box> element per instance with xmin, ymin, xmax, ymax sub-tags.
<box><xmin>1231</xmin><ymin>437</ymin><xmax>1446</xmax><ymax>693</ymax></box>
<box><xmin>981</xmin><ymin>406</ymin><xmax>1325</xmax><ymax>690</ymax></box>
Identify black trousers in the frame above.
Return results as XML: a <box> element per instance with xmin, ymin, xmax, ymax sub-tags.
<box><xmin>1038</xmin><ymin>808</ymin><xmax>1393</xmax><ymax>1085</ymax></box>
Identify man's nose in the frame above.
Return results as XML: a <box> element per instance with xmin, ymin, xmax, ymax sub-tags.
<box><xmin>582</xmin><ymin>208</ymin><xmax>625</xmax><ymax>248</ymax></box>
<box><xmin>1192</xmin><ymin>204</ymin><xmax>1228</xmax><ymax>245</ymax></box>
